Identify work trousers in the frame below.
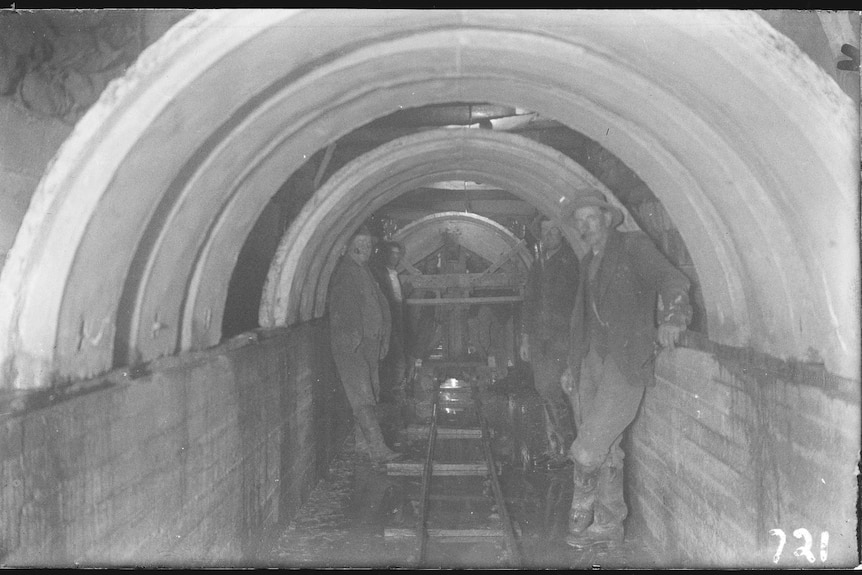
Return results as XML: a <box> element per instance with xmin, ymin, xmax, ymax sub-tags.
<box><xmin>529</xmin><ymin>336</ymin><xmax>575</xmax><ymax>456</ymax></box>
<box><xmin>331</xmin><ymin>335</ymin><xmax>386</xmax><ymax>453</ymax></box>
<box><xmin>568</xmin><ymin>347</ymin><xmax>644</xmax><ymax>528</ymax></box>
<box><xmin>381</xmin><ymin>328</ymin><xmax>407</xmax><ymax>400</ymax></box>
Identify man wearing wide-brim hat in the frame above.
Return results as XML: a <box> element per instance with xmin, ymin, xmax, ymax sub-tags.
<box><xmin>560</xmin><ymin>189</ymin><xmax>692</xmax><ymax>549</ymax></box>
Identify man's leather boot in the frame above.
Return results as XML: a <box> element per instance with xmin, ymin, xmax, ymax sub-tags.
<box><xmin>565</xmin><ymin>458</ymin><xmax>602</xmax><ymax>546</ymax></box>
<box><xmin>393</xmin><ymin>379</ymin><xmax>408</xmax><ymax>407</ymax></box>
<box><xmin>571</xmin><ymin>457</ymin><xmax>601</xmax><ymax>491</ymax></box>
<box><xmin>568</xmin><ymin>466</ymin><xmax>625</xmax><ymax>548</ymax></box>
<box><xmin>565</xmin><ymin>522</ymin><xmax>623</xmax><ymax>550</ymax></box>
<box><xmin>354</xmin><ymin>423</ymin><xmax>370</xmax><ymax>456</ymax></box>
<box><xmin>356</xmin><ymin>406</ymin><xmax>401</xmax><ymax>463</ymax></box>
<box><xmin>567</xmin><ymin>504</ymin><xmax>594</xmax><ymax>537</ymax></box>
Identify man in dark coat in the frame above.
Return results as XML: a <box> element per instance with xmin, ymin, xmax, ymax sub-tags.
<box><xmin>329</xmin><ymin>227</ymin><xmax>401</xmax><ymax>463</ymax></box>
<box><xmin>371</xmin><ymin>240</ymin><xmax>408</xmax><ymax>403</ymax></box>
<box><xmin>561</xmin><ymin>190</ymin><xmax>692</xmax><ymax>549</ymax></box>
<box><xmin>519</xmin><ymin>217</ymin><xmax>579</xmax><ymax>469</ymax></box>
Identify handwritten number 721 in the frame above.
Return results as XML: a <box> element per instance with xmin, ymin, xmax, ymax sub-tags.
<box><xmin>769</xmin><ymin>529</ymin><xmax>829</xmax><ymax>563</ymax></box>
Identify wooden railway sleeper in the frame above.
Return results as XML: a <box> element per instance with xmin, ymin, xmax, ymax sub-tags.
<box><xmin>385</xmin><ymin>373</ymin><xmax>521</xmax><ymax>567</ymax></box>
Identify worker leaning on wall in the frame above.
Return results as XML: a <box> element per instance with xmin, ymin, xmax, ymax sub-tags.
<box><xmin>560</xmin><ymin>190</ymin><xmax>692</xmax><ymax>550</ymax></box>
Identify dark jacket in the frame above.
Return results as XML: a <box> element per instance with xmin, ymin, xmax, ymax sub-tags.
<box><xmin>329</xmin><ymin>256</ymin><xmax>391</xmax><ymax>353</ymax></box>
<box><xmin>521</xmin><ymin>243</ymin><xmax>580</xmax><ymax>342</ymax></box>
<box><xmin>569</xmin><ymin>230</ymin><xmax>691</xmax><ymax>387</ymax></box>
<box><xmin>370</xmin><ymin>260</ymin><xmax>407</xmax><ymax>362</ymax></box>
<box><xmin>370</xmin><ymin>261</ymin><xmax>405</xmax><ymax>333</ymax></box>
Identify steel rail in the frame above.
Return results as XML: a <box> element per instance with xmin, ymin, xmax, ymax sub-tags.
<box><xmin>472</xmin><ymin>387</ymin><xmax>522</xmax><ymax>566</ymax></box>
<box><xmin>396</xmin><ymin>373</ymin><xmax>521</xmax><ymax>567</ymax></box>
<box><xmin>416</xmin><ymin>385</ymin><xmax>440</xmax><ymax>565</ymax></box>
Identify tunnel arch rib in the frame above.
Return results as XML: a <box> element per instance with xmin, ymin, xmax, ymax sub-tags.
<box><xmin>0</xmin><ymin>9</ymin><xmax>856</xmax><ymax>388</ymax></box>
<box><xmin>259</xmin><ymin>129</ymin><xmax>642</xmax><ymax>327</ymax></box>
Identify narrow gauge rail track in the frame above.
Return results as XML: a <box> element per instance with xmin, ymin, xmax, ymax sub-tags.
<box><xmin>383</xmin><ymin>368</ymin><xmax>522</xmax><ymax>567</ymax></box>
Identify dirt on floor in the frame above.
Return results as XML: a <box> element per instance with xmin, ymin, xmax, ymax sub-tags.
<box><xmin>263</xmin><ymin>429</ymin><xmax>659</xmax><ymax>569</ymax></box>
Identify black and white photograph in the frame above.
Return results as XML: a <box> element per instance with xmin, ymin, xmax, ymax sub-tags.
<box><xmin>0</xmin><ymin>9</ymin><xmax>859</xmax><ymax>569</ymax></box>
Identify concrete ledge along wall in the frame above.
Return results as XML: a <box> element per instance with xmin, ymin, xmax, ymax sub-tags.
<box><xmin>0</xmin><ymin>321</ymin><xmax>351</xmax><ymax>566</ymax></box>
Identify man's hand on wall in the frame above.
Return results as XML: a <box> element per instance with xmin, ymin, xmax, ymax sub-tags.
<box><xmin>657</xmin><ymin>323</ymin><xmax>685</xmax><ymax>350</ymax></box>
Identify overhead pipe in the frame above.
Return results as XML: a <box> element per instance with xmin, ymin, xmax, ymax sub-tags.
<box><xmin>375</xmin><ymin>103</ymin><xmax>520</xmax><ymax>127</ymax></box>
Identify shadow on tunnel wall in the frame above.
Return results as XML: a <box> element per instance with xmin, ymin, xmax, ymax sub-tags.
<box><xmin>221</xmin><ymin>150</ymin><xmax>322</xmax><ymax>340</ymax></box>
<box><xmin>221</xmin><ymin>203</ymin><xmax>282</xmax><ymax>339</ymax></box>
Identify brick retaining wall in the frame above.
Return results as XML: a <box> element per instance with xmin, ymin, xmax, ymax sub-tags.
<box><xmin>627</xmin><ymin>334</ymin><xmax>859</xmax><ymax>568</ymax></box>
<box><xmin>0</xmin><ymin>321</ymin><xmax>350</xmax><ymax>566</ymax></box>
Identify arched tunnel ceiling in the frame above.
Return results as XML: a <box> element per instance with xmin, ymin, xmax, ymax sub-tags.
<box><xmin>259</xmin><ymin>129</ymin><xmax>644</xmax><ymax>327</ymax></box>
<box><xmin>0</xmin><ymin>9</ymin><xmax>857</xmax><ymax>389</ymax></box>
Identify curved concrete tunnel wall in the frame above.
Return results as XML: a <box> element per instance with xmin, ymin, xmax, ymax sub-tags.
<box><xmin>0</xmin><ymin>9</ymin><xmax>857</xmax><ymax>390</ymax></box>
<box><xmin>259</xmin><ymin>129</ymin><xmax>642</xmax><ymax>327</ymax></box>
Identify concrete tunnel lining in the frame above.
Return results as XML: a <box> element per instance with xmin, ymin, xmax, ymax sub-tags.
<box><xmin>0</xmin><ymin>9</ymin><xmax>856</xmax><ymax>389</ymax></box>
<box><xmin>259</xmin><ymin>129</ymin><xmax>645</xmax><ymax>328</ymax></box>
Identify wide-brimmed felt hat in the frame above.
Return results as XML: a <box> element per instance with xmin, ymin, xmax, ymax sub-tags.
<box><xmin>562</xmin><ymin>190</ymin><xmax>624</xmax><ymax>229</ymax></box>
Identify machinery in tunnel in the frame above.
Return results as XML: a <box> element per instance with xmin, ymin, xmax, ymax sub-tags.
<box><xmin>387</xmin><ymin>211</ymin><xmax>530</xmax><ymax>368</ymax></box>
